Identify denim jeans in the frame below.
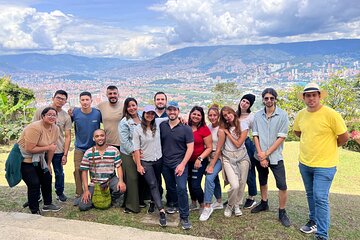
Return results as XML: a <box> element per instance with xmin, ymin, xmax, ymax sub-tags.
<box><xmin>188</xmin><ymin>158</ymin><xmax>208</xmax><ymax>204</ymax></box>
<box><xmin>204</xmin><ymin>159</ymin><xmax>222</xmax><ymax>204</ymax></box>
<box><xmin>162</xmin><ymin>163</ymin><xmax>189</xmax><ymax>220</ymax></box>
<box><xmin>245</xmin><ymin>137</ymin><xmax>257</xmax><ymax>197</ymax></box>
<box><xmin>299</xmin><ymin>163</ymin><xmax>336</xmax><ymax>240</ymax></box>
<box><xmin>52</xmin><ymin>153</ymin><xmax>64</xmax><ymax>196</ymax></box>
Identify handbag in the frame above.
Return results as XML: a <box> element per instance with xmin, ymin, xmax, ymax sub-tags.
<box><xmin>91</xmin><ymin>147</ymin><xmax>112</xmax><ymax>210</ymax></box>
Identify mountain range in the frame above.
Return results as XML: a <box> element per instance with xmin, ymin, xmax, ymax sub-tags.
<box><xmin>1</xmin><ymin>39</ymin><xmax>360</xmax><ymax>74</ymax></box>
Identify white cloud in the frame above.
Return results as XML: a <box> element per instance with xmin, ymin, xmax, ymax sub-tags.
<box><xmin>1</xmin><ymin>1</ymin><xmax>360</xmax><ymax>58</ymax></box>
<box><xmin>152</xmin><ymin>0</ymin><xmax>360</xmax><ymax>45</ymax></box>
<box><xmin>0</xmin><ymin>5</ymin><xmax>170</xmax><ymax>59</ymax></box>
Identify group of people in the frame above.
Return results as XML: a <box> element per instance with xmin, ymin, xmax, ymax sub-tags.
<box><xmin>14</xmin><ymin>83</ymin><xmax>349</xmax><ymax>240</ymax></box>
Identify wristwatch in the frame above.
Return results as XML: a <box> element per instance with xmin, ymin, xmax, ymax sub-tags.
<box><xmin>197</xmin><ymin>156</ymin><xmax>203</xmax><ymax>162</ymax></box>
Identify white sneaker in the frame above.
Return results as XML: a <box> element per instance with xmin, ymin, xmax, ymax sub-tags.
<box><xmin>224</xmin><ymin>205</ymin><xmax>232</xmax><ymax>217</ymax></box>
<box><xmin>199</xmin><ymin>207</ymin><xmax>214</xmax><ymax>221</ymax></box>
<box><xmin>234</xmin><ymin>205</ymin><xmax>243</xmax><ymax>216</ymax></box>
<box><xmin>211</xmin><ymin>201</ymin><xmax>224</xmax><ymax>210</ymax></box>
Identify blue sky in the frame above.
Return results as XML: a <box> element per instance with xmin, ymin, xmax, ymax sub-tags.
<box><xmin>1</xmin><ymin>0</ymin><xmax>360</xmax><ymax>59</ymax></box>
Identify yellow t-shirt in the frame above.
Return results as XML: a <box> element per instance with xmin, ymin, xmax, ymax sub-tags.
<box><xmin>293</xmin><ymin>106</ymin><xmax>347</xmax><ymax>167</ymax></box>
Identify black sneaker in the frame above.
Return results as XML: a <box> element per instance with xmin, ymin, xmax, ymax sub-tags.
<box><xmin>23</xmin><ymin>196</ymin><xmax>43</xmax><ymax>208</ymax></box>
<box><xmin>180</xmin><ymin>218</ymin><xmax>192</xmax><ymax>230</ymax></box>
<box><xmin>159</xmin><ymin>212</ymin><xmax>167</xmax><ymax>227</ymax></box>
<box><xmin>243</xmin><ymin>198</ymin><xmax>257</xmax><ymax>209</ymax></box>
<box><xmin>166</xmin><ymin>207</ymin><xmax>176</xmax><ymax>214</ymax></box>
<box><xmin>32</xmin><ymin>210</ymin><xmax>42</xmax><ymax>215</ymax></box>
<box><xmin>315</xmin><ymin>235</ymin><xmax>327</xmax><ymax>240</ymax></box>
<box><xmin>42</xmin><ymin>204</ymin><xmax>62</xmax><ymax>212</ymax></box>
<box><xmin>300</xmin><ymin>219</ymin><xmax>317</xmax><ymax>234</ymax></box>
<box><xmin>279</xmin><ymin>209</ymin><xmax>291</xmax><ymax>227</ymax></box>
<box><xmin>251</xmin><ymin>200</ymin><xmax>269</xmax><ymax>213</ymax></box>
<box><xmin>139</xmin><ymin>202</ymin><xmax>147</xmax><ymax>208</ymax></box>
<box><xmin>148</xmin><ymin>202</ymin><xmax>155</xmax><ymax>214</ymax></box>
<box><xmin>56</xmin><ymin>194</ymin><xmax>68</xmax><ymax>202</ymax></box>
<box><xmin>123</xmin><ymin>207</ymin><xmax>133</xmax><ymax>214</ymax></box>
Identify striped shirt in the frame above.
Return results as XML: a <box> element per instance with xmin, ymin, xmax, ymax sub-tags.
<box><xmin>80</xmin><ymin>146</ymin><xmax>121</xmax><ymax>183</ymax></box>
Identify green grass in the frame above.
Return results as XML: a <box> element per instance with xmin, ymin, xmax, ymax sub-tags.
<box><xmin>1</xmin><ymin>142</ymin><xmax>360</xmax><ymax>240</ymax></box>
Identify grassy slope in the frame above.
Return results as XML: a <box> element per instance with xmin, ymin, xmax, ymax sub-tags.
<box><xmin>1</xmin><ymin>142</ymin><xmax>360</xmax><ymax>240</ymax></box>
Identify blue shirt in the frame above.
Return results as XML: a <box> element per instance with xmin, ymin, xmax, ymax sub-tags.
<box><xmin>160</xmin><ymin>121</ymin><xmax>194</xmax><ymax>168</ymax></box>
<box><xmin>72</xmin><ymin>108</ymin><xmax>102</xmax><ymax>151</ymax></box>
<box><xmin>252</xmin><ymin>107</ymin><xmax>289</xmax><ymax>165</ymax></box>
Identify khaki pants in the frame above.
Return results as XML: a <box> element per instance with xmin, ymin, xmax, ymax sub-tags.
<box><xmin>222</xmin><ymin>148</ymin><xmax>250</xmax><ymax>207</ymax></box>
<box><xmin>74</xmin><ymin>149</ymin><xmax>85</xmax><ymax>196</ymax></box>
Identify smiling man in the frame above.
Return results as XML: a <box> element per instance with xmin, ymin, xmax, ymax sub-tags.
<box><xmin>71</xmin><ymin>91</ymin><xmax>102</xmax><ymax>205</ymax></box>
<box><xmin>154</xmin><ymin>91</ymin><xmax>168</xmax><ymax>118</ymax></box>
<box><xmin>97</xmin><ymin>86</ymin><xmax>123</xmax><ymax>150</ymax></box>
<box><xmin>294</xmin><ymin>83</ymin><xmax>348</xmax><ymax>240</ymax></box>
<box><xmin>79</xmin><ymin>129</ymin><xmax>126</xmax><ymax>211</ymax></box>
<box><xmin>32</xmin><ymin>90</ymin><xmax>72</xmax><ymax>202</ymax></box>
<box><xmin>160</xmin><ymin>101</ymin><xmax>194</xmax><ymax>230</ymax></box>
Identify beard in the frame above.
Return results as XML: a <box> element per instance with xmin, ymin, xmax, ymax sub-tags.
<box><xmin>96</xmin><ymin>141</ymin><xmax>106</xmax><ymax>147</ymax></box>
<box><xmin>156</xmin><ymin>105</ymin><xmax>165</xmax><ymax>110</ymax></box>
<box><xmin>109</xmin><ymin>97</ymin><xmax>118</xmax><ymax>103</ymax></box>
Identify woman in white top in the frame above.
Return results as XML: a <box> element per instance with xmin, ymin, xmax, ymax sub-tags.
<box><xmin>220</xmin><ymin>106</ymin><xmax>250</xmax><ymax>217</ymax></box>
<box><xmin>199</xmin><ymin>105</ymin><xmax>225</xmax><ymax>221</ymax></box>
<box><xmin>133</xmin><ymin>105</ymin><xmax>167</xmax><ymax>227</ymax></box>
<box><xmin>236</xmin><ymin>94</ymin><xmax>258</xmax><ymax>209</ymax></box>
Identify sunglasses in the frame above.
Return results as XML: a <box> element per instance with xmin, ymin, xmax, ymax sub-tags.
<box><xmin>264</xmin><ymin>97</ymin><xmax>275</xmax><ymax>101</ymax></box>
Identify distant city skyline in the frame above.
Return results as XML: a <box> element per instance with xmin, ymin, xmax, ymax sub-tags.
<box><xmin>1</xmin><ymin>0</ymin><xmax>360</xmax><ymax>59</ymax></box>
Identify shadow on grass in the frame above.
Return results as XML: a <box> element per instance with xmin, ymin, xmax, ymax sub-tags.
<box><xmin>1</xmin><ymin>184</ymin><xmax>359</xmax><ymax>240</ymax></box>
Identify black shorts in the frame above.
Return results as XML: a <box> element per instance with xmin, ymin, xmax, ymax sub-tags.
<box><xmin>256</xmin><ymin>160</ymin><xmax>287</xmax><ymax>190</ymax></box>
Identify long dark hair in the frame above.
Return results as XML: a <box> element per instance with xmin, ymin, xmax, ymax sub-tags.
<box><xmin>188</xmin><ymin>106</ymin><xmax>206</xmax><ymax>128</ymax></box>
<box><xmin>219</xmin><ymin>106</ymin><xmax>241</xmax><ymax>137</ymax></box>
<box><xmin>122</xmin><ymin>97</ymin><xmax>138</xmax><ymax>120</ymax></box>
<box><xmin>141</xmin><ymin>111</ymin><xmax>156</xmax><ymax>137</ymax></box>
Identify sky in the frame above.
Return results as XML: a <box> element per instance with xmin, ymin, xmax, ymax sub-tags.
<box><xmin>1</xmin><ymin>0</ymin><xmax>360</xmax><ymax>59</ymax></box>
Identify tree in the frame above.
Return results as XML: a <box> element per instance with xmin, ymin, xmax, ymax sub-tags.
<box><xmin>322</xmin><ymin>73</ymin><xmax>358</xmax><ymax>121</ymax></box>
<box><xmin>211</xmin><ymin>82</ymin><xmax>241</xmax><ymax>107</ymax></box>
<box><xmin>0</xmin><ymin>76</ymin><xmax>35</xmax><ymax>144</ymax></box>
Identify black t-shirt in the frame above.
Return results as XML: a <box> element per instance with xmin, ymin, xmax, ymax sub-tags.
<box><xmin>160</xmin><ymin>121</ymin><xmax>194</xmax><ymax>168</ymax></box>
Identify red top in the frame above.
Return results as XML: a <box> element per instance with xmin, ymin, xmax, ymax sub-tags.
<box><xmin>190</xmin><ymin>125</ymin><xmax>211</xmax><ymax>162</ymax></box>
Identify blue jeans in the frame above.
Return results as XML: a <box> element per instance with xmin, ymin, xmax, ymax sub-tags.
<box><xmin>204</xmin><ymin>159</ymin><xmax>222</xmax><ymax>204</ymax></box>
<box><xmin>162</xmin><ymin>163</ymin><xmax>189</xmax><ymax>220</ymax></box>
<box><xmin>188</xmin><ymin>158</ymin><xmax>208</xmax><ymax>204</ymax></box>
<box><xmin>52</xmin><ymin>153</ymin><xmax>65</xmax><ymax>196</ymax></box>
<box><xmin>245</xmin><ymin>137</ymin><xmax>257</xmax><ymax>197</ymax></box>
<box><xmin>299</xmin><ymin>163</ymin><xmax>336</xmax><ymax>240</ymax></box>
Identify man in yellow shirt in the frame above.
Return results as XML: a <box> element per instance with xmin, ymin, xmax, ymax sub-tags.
<box><xmin>294</xmin><ymin>83</ymin><xmax>348</xmax><ymax>240</ymax></box>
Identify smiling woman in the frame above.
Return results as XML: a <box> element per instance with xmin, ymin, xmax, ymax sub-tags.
<box><xmin>17</xmin><ymin>107</ymin><xmax>61</xmax><ymax>214</ymax></box>
<box><xmin>119</xmin><ymin>97</ymin><xmax>142</xmax><ymax>213</ymax></box>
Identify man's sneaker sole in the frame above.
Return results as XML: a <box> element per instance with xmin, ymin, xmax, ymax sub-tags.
<box><xmin>42</xmin><ymin>206</ymin><xmax>62</xmax><ymax>212</ymax></box>
<box><xmin>300</xmin><ymin>226</ymin><xmax>317</xmax><ymax>234</ymax></box>
<box><xmin>244</xmin><ymin>200</ymin><xmax>257</xmax><ymax>209</ymax></box>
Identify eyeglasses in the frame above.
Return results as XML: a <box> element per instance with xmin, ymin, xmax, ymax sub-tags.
<box><xmin>55</xmin><ymin>96</ymin><xmax>67</xmax><ymax>101</ymax></box>
<box><xmin>45</xmin><ymin>114</ymin><xmax>57</xmax><ymax>118</ymax></box>
<box><xmin>264</xmin><ymin>97</ymin><xmax>275</xmax><ymax>101</ymax></box>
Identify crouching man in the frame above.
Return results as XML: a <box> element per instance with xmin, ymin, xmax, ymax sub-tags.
<box><xmin>79</xmin><ymin>129</ymin><xmax>126</xmax><ymax>211</ymax></box>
